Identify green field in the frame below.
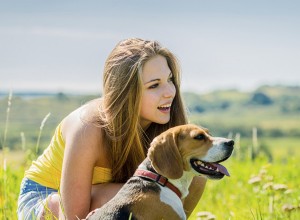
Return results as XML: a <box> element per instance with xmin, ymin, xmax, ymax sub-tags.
<box><xmin>1</xmin><ymin>145</ymin><xmax>300</xmax><ymax>219</ymax></box>
<box><xmin>1</xmin><ymin>86</ymin><xmax>300</xmax><ymax>219</ymax></box>
<box><xmin>192</xmin><ymin>156</ymin><xmax>300</xmax><ymax>220</ymax></box>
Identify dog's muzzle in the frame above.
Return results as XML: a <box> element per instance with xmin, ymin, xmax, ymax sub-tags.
<box><xmin>190</xmin><ymin>139</ymin><xmax>234</xmax><ymax>179</ymax></box>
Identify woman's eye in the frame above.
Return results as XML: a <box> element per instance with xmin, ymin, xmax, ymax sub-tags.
<box><xmin>149</xmin><ymin>83</ymin><xmax>159</xmax><ymax>89</ymax></box>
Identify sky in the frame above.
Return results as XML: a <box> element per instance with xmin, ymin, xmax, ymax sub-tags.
<box><xmin>1</xmin><ymin>0</ymin><xmax>300</xmax><ymax>94</ymax></box>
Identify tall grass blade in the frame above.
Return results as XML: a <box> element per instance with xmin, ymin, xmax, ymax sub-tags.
<box><xmin>3</xmin><ymin>90</ymin><xmax>12</xmax><ymax>151</ymax></box>
<box><xmin>20</xmin><ymin>132</ymin><xmax>26</xmax><ymax>151</ymax></box>
<box><xmin>36</xmin><ymin>113</ymin><xmax>51</xmax><ymax>154</ymax></box>
<box><xmin>1</xmin><ymin>91</ymin><xmax>12</xmax><ymax>219</ymax></box>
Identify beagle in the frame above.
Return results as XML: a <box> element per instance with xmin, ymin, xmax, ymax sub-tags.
<box><xmin>85</xmin><ymin>124</ymin><xmax>234</xmax><ymax>220</ymax></box>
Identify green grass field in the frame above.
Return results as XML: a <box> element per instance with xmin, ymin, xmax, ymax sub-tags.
<box><xmin>1</xmin><ymin>137</ymin><xmax>300</xmax><ymax>220</ymax></box>
<box><xmin>191</xmin><ymin>157</ymin><xmax>300</xmax><ymax>219</ymax></box>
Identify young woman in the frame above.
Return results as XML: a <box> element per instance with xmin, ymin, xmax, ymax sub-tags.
<box><xmin>17</xmin><ymin>38</ymin><xmax>207</xmax><ymax>219</ymax></box>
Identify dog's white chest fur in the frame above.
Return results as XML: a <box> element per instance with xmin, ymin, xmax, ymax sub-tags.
<box><xmin>159</xmin><ymin>171</ymin><xmax>195</xmax><ymax>220</ymax></box>
<box><xmin>159</xmin><ymin>186</ymin><xmax>186</xmax><ymax>220</ymax></box>
<box><xmin>169</xmin><ymin>171</ymin><xmax>195</xmax><ymax>198</ymax></box>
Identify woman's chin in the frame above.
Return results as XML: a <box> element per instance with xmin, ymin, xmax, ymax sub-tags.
<box><xmin>156</xmin><ymin>117</ymin><xmax>170</xmax><ymax>125</ymax></box>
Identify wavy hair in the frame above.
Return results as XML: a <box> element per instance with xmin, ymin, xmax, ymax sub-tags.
<box><xmin>98</xmin><ymin>38</ymin><xmax>188</xmax><ymax>182</ymax></box>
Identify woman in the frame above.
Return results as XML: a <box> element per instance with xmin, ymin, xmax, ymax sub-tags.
<box><xmin>17</xmin><ymin>38</ymin><xmax>206</xmax><ymax>219</ymax></box>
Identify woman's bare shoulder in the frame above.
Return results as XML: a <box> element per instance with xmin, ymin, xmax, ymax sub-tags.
<box><xmin>62</xmin><ymin>98</ymin><xmax>102</xmax><ymax>130</ymax></box>
<box><xmin>61</xmin><ymin>98</ymin><xmax>108</xmax><ymax>165</ymax></box>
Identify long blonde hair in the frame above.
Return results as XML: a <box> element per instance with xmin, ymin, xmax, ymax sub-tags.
<box><xmin>99</xmin><ymin>38</ymin><xmax>188</xmax><ymax>182</ymax></box>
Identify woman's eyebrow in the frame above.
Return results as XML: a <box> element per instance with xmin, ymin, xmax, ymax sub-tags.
<box><xmin>144</xmin><ymin>78</ymin><xmax>160</xmax><ymax>85</ymax></box>
<box><xmin>144</xmin><ymin>72</ymin><xmax>172</xmax><ymax>85</ymax></box>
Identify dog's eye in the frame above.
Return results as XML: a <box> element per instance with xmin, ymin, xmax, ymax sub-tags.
<box><xmin>194</xmin><ymin>134</ymin><xmax>206</xmax><ymax>140</ymax></box>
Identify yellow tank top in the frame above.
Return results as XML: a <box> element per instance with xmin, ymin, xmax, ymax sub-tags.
<box><xmin>25</xmin><ymin>123</ymin><xmax>112</xmax><ymax>189</ymax></box>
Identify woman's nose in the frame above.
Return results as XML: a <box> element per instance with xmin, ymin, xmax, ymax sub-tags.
<box><xmin>163</xmin><ymin>84</ymin><xmax>176</xmax><ymax>98</ymax></box>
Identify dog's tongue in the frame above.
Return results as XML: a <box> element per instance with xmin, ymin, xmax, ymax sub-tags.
<box><xmin>214</xmin><ymin>163</ymin><xmax>230</xmax><ymax>176</ymax></box>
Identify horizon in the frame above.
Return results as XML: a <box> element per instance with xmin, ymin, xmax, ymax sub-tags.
<box><xmin>1</xmin><ymin>83</ymin><xmax>299</xmax><ymax>97</ymax></box>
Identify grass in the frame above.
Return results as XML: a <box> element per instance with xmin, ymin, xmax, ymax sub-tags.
<box><xmin>0</xmin><ymin>155</ymin><xmax>24</xmax><ymax>219</ymax></box>
<box><xmin>2</xmin><ymin>148</ymin><xmax>300</xmax><ymax>219</ymax></box>
<box><xmin>190</xmin><ymin>157</ymin><xmax>300</xmax><ymax>220</ymax></box>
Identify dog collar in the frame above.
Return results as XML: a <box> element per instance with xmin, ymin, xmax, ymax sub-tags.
<box><xmin>134</xmin><ymin>169</ymin><xmax>182</xmax><ymax>198</ymax></box>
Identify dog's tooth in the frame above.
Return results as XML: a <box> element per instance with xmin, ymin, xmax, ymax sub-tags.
<box><xmin>216</xmin><ymin>168</ymin><xmax>219</xmax><ymax>172</ymax></box>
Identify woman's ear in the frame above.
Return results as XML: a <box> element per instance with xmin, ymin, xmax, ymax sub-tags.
<box><xmin>147</xmin><ymin>131</ymin><xmax>183</xmax><ymax>179</ymax></box>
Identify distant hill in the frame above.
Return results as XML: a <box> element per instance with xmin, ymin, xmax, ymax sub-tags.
<box><xmin>0</xmin><ymin>85</ymin><xmax>299</xmax><ymax>150</ymax></box>
<box><xmin>184</xmin><ymin>85</ymin><xmax>300</xmax><ymax>112</ymax></box>
<box><xmin>183</xmin><ymin>85</ymin><xmax>300</xmax><ymax>138</ymax></box>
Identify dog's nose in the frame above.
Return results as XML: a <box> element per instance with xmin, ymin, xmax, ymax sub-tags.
<box><xmin>225</xmin><ymin>140</ymin><xmax>234</xmax><ymax>148</ymax></box>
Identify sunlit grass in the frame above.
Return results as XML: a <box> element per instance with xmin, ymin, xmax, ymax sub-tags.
<box><xmin>0</xmin><ymin>158</ymin><xmax>25</xmax><ymax>219</ymax></box>
<box><xmin>2</xmin><ymin>150</ymin><xmax>300</xmax><ymax>219</ymax></box>
<box><xmin>0</xmin><ymin>92</ymin><xmax>52</xmax><ymax>219</ymax></box>
<box><xmin>190</xmin><ymin>157</ymin><xmax>300</xmax><ymax>220</ymax></box>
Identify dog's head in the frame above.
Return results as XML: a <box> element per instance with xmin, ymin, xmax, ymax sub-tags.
<box><xmin>147</xmin><ymin>124</ymin><xmax>234</xmax><ymax>180</ymax></box>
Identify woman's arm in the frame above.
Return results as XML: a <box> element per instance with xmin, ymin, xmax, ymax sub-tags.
<box><xmin>59</xmin><ymin>105</ymin><xmax>108</xmax><ymax>219</ymax></box>
<box><xmin>60</xmin><ymin>120</ymin><xmax>99</xmax><ymax>218</ymax></box>
<box><xmin>183</xmin><ymin>176</ymin><xmax>207</xmax><ymax>218</ymax></box>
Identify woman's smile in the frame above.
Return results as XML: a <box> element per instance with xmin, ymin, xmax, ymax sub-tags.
<box><xmin>157</xmin><ymin>103</ymin><xmax>172</xmax><ymax>113</ymax></box>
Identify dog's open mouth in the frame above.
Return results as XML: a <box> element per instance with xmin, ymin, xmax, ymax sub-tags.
<box><xmin>190</xmin><ymin>158</ymin><xmax>230</xmax><ymax>179</ymax></box>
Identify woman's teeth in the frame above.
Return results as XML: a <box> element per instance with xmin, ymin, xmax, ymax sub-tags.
<box><xmin>158</xmin><ymin>104</ymin><xmax>171</xmax><ymax>110</ymax></box>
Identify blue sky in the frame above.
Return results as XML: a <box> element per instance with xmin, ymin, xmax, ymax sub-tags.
<box><xmin>1</xmin><ymin>0</ymin><xmax>300</xmax><ymax>94</ymax></box>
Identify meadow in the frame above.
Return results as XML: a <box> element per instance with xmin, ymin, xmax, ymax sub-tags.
<box><xmin>1</xmin><ymin>86</ymin><xmax>300</xmax><ymax>219</ymax></box>
<box><xmin>191</xmin><ymin>139</ymin><xmax>300</xmax><ymax>220</ymax></box>
<box><xmin>2</xmin><ymin>139</ymin><xmax>300</xmax><ymax>220</ymax></box>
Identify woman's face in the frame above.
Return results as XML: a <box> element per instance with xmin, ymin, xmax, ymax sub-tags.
<box><xmin>139</xmin><ymin>55</ymin><xmax>176</xmax><ymax>129</ymax></box>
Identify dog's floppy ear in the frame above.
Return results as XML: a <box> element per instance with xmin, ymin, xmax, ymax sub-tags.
<box><xmin>148</xmin><ymin>131</ymin><xmax>183</xmax><ymax>179</ymax></box>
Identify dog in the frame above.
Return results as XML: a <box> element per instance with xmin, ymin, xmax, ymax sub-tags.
<box><xmin>85</xmin><ymin>124</ymin><xmax>234</xmax><ymax>220</ymax></box>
